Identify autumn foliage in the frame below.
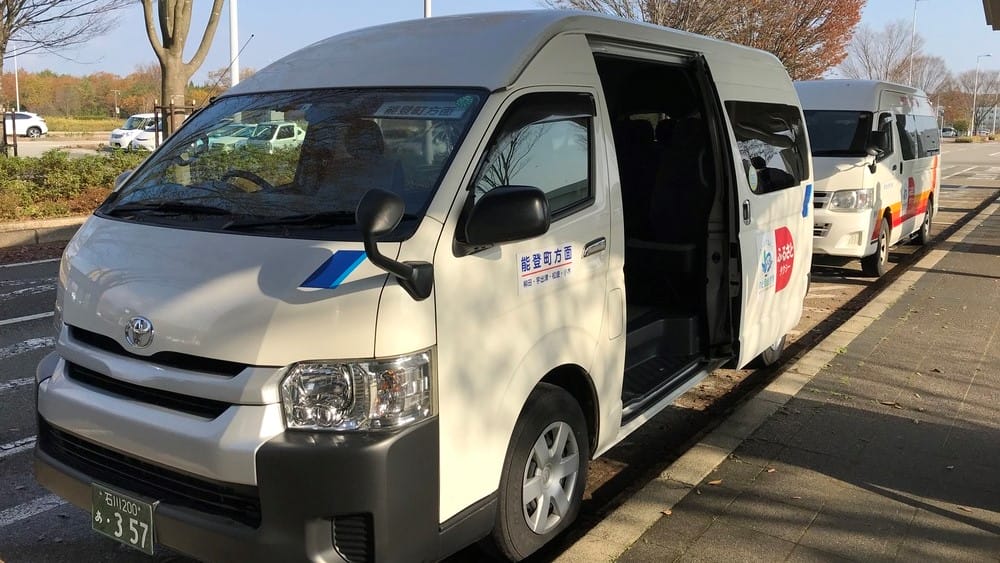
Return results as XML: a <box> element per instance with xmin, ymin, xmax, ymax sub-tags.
<box><xmin>547</xmin><ymin>0</ymin><xmax>865</xmax><ymax>79</ymax></box>
<box><xmin>0</xmin><ymin>64</ymin><xmax>234</xmax><ymax>118</ymax></box>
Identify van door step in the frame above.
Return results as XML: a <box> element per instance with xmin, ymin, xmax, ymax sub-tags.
<box><xmin>621</xmin><ymin>355</ymin><xmax>700</xmax><ymax>420</ymax></box>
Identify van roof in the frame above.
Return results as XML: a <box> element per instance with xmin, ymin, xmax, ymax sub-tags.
<box><xmin>223</xmin><ymin>10</ymin><xmax>776</xmax><ymax>96</ymax></box>
<box><xmin>795</xmin><ymin>79</ymin><xmax>929</xmax><ymax>111</ymax></box>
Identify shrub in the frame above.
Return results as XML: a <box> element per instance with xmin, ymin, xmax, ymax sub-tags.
<box><xmin>955</xmin><ymin>136</ymin><xmax>975</xmax><ymax>143</ymax></box>
<box><xmin>0</xmin><ymin>149</ymin><xmax>145</xmax><ymax>221</ymax></box>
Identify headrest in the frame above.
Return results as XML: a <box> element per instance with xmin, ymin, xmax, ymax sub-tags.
<box><xmin>346</xmin><ymin>119</ymin><xmax>384</xmax><ymax>159</ymax></box>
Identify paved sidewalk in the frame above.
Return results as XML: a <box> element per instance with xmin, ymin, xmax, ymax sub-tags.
<box><xmin>616</xmin><ymin>205</ymin><xmax>1000</xmax><ymax>561</ymax></box>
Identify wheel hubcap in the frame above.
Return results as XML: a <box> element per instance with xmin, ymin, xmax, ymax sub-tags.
<box><xmin>522</xmin><ymin>421</ymin><xmax>580</xmax><ymax>534</ymax></box>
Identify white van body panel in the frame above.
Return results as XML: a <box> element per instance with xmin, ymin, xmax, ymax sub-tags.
<box><xmin>797</xmin><ymin>80</ymin><xmax>940</xmax><ymax>258</ymax></box>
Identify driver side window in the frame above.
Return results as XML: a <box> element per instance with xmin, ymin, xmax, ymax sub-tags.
<box><xmin>472</xmin><ymin>92</ymin><xmax>594</xmax><ymax>218</ymax></box>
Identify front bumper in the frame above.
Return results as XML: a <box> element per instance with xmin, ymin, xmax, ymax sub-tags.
<box><xmin>35</xmin><ymin>415</ymin><xmax>441</xmax><ymax>563</ymax></box>
<box><xmin>812</xmin><ymin>208</ymin><xmax>877</xmax><ymax>258</ymax></box>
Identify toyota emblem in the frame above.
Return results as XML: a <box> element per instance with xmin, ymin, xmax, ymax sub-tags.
<box><xmin>124</xmin><ymin>316</ymin><xmax>154</xmax><ymax>348</ymax></box>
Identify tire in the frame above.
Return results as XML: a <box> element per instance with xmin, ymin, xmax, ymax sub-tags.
<box><xmin>26</xmin><ymin>126</ymin><xmax>42</xmax><ymax>138</ymax></box>
<box><xmin>752</xmin><ymin>334</ymin><xmax>786</xmax><ymax>368</ymax></box>
<box><xmin>861</xmin><ymin>216</ymin><xmax>890</xmax><ymax>277</ymax></box>
<box><xmin>489</xmin><ymin>384</ymin><xmax>589</xmax><ymax>561</ymax></box>
<box><xmin>916</xmin><ymin>197</ymin><xmax>933</xmax><ymax>245</ymax></box>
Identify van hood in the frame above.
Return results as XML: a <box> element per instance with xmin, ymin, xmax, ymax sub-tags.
<box><xmin>811</xmin><ymin>156</ymin><xmax>869</xmax><ymax>192</ymax></box>
<box><xmin>60</xmin><ymin>216</ymin><xmax>391</xmax><ymax>367</ymax></box>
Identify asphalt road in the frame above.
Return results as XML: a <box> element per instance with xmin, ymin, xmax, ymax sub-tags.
<box><xmin>1</xmin><ymin>141</ymin><xmax>998</xmax><ymax>562</ymax></box>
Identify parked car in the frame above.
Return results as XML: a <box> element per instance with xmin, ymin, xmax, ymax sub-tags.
<box><xmin>109</xmin><ymin>113</ymin><xmax>160</xmax><ymax>149</ymax></box>
<box><xmin>207</xmin><ymin>123</ymin><xmax>256</xmax><ymax>150</ymax></box>
<box><xmin>245</xmin><ymin>121</ymin><xmax>306</xmax><ymax>153</ymax></box>
<box><xmin>128</xmin><ymin>128</ymin><xmax>164</xmax><ymax>151</ymax></box>
<box><xmin>3</xmin><ymin>111</ymin><xmax>48</xmax><ymax>138</ymax></box>
<box><xmin>940</xmin><ymin>126</ymin><xmax>957</xmax><ymax>137</ymax></box>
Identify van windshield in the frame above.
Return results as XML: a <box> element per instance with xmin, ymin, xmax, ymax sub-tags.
<box><xmin>803</xmin><ymin>110</ymin><xmax>873</xmax><ymax>157</ymax></box>
<box><xmin>122</xmin><ymin>116</ymin><xmax>153</xmax><ymax>130</ymax></box>
<box><xmin>100</xmin><ymin>88</ymin><xmax>485</xmax><ymax>241</ymax></box>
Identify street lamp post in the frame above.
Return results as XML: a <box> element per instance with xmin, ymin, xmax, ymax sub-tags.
<box><xmin>972</xmin><ymin>54</ymin><xmax>992</xmax><ymax>136</ymax></box>
<box><xmin>111</xmin><ymin>90</ymin><xmax>121</xmax><ymax>117</ymax></box>
<box><xmin>909</xmin><ymin>0</ymin><xmax>927</xmax><ymax>86</ymax></box>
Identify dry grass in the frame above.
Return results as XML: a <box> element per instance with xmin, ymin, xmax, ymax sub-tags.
<box><xmin>45</xmin><ymin>117</ymin><xmax>122</xmax><ymax>133</ymax></box>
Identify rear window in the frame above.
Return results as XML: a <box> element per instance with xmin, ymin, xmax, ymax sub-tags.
<box><xmin>726</xmin><ymin>101</ymin><xmax>810</xmax><ymax>194</ymax></box>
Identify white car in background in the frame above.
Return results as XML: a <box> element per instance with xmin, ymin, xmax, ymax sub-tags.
<box><xmin>246</xmin><ymin>121</ymin><xmax>306</xmax><ymax>153</ymax></box>
<box><xmin>207</xmin><ymin>123</ymin><xmax>256</xmax><ymax>150</ymax></box>
<box><xmin>3</xmin><ymin>111</ymin><xmax>48</xmax><ymax>138</ymax></box>
<box><xmin>128</xmin><ymin>128</ymin><xmax>165</xmax><ymax>152</ymax></box>
<box><xmin>109</xmin><ymin>113</ymin><xmax>159</xmax><ymax>149</ymax></box>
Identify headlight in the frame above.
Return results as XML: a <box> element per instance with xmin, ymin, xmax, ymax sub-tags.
<box><xmin>280</xmin><ymin>349</ymin><xmax>434</xmax><ymax>431</ymax></box>
<box><xmin>829</xmin><ymin>189</ymin><xmax>874</xmax><ymax>211</ymax></box>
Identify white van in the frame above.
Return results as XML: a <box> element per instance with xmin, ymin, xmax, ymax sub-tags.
<box><xmin>795</xmin><ymin>80</ymin><xmax>940</xmax><ymax>276</ymax></box>
<box><xmin>35</xmin><ymin>12</ymin><xmax>812</xmax><ymax>562</ymax></box>
<box><xmin>108</xmin><ymin>113</ymin><xmax>160</xmax><ymax>149</ymax></box>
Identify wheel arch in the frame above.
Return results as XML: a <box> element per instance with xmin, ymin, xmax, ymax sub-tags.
<box><xmin>539</xmin><ymin>364</ymin><xmax>599</xmax><ymax>455</ymax></box>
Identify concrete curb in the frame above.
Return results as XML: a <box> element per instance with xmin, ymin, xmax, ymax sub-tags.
<box><xmin>555</xmin><ymin>196</ymin><xmax>1000</xmax><ymax>563</ymax></box>
<box><xmin>0</xmin><ymin>216</ymin><xmax>87</xmax><ymax>249</ymax></box>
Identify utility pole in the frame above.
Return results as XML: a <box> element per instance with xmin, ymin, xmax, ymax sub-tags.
<box><xmin>908</xmin><ymin>0</ymin><xmax>927</xmax><ymax>86</ymax></box>
<box><xmin>13</xmin><ymin>54</ymin><xmax>20</xmax><ymax>112</ymax></box>
<box><xmin>972</xmin><ymin>54</ymin><xmax>991</xmax><ymax>135</ymax></box>
<box><xmin>230</xmin><ymin>0</ymin><xmax>240</xmax><ymax>87</ymax></box>
<box><xmin>424</xmin><ymin>0</ymin><xmax>431</xmax><ymax>17</ymax></box>
<box><xmin>111</xmin><ymin>90</ymin><xmax>121</xmax><ymax>117</ymax></box>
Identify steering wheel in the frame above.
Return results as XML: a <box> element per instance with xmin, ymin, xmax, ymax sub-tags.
<box><xmin>221</xmin><ymin>169</ymin><xmax>275</xmax><ymax>192</ymax></box>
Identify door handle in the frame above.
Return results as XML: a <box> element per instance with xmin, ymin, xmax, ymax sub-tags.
<box><xmin>583</xmin><ymin>237</ymin><xmax>607</xmax><ymax>257</ymax></box>
<box><xmin>742</xmin><ymin>200</ymin><xmax>751</xmax><ymax>225</ymax></box>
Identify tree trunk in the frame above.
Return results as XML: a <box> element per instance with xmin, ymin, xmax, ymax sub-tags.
<box><xmin>160</xmin><ymin>59</ymin><xmax>188</xmax><ymax>134</ymax></box>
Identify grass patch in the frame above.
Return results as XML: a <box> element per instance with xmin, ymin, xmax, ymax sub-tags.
<box><xmin>0</xmin><ymin>149</ymin><xmax>146</xmax><ymax>221</ymax></box>
<box><xmin>45</xmin><ymin>117</ymin><xmax>122</xmax><ymax>133</ymax></box>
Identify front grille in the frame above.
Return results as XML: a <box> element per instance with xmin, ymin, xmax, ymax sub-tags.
<box><xmin>38</xmin><ymin>418</ymin><xmax>262</xmax><ymax>528</ymax></box>
<box><xmin>66</xmin><ymin>363</ymin><xmax>231</xmax><ymax>419</ymax></box>
<box><xmin>69</xmin><ymin>325</ymin><xmax>248</xmax><ymax>377</ymax></box>
<box><xmin>333</xmin><ymin>514</ymin><xmax>374</xmax><ymax>563</ymax></box>
<box><xmin>814</xmin><ymin>223</ymin><xmax>831</xmax><ymax>237</ymax></box>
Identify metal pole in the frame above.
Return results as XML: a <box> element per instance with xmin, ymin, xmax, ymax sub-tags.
<box><xmin>424</xmin><ymin>0</ymin><xmax>431</xmax><ymax>17</ymax></box>
<box><xmin>13</xmin><ymin>55</ymin><xmax>20</xmax><ymax>112</ymax></box>
<box><xmin>909</xmin><ymin>0</ymin><xmax>919</xmax><ymax>85</ymax></box>
<box><xmin>993</xmin><ymin>105</ymin><xmax>997</xmax><ymax>135</ymax></box>
<box><xmin>229</xmin><ymin>0</ymin><xmax>240</xmax><ymax>87</ymax></box>
<box><xmin>972</xmin><ymin>54</ymin><xmax>991</xmax><ymax>136</ymax></box>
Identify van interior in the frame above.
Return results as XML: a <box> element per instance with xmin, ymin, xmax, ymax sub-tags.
<box><xmin>593</xmin><ymin>53</ymin><xmax>733</xmax><ymax>422</ymax></box>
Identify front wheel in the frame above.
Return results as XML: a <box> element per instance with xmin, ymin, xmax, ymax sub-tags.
<box><xmin>861</xmin><ymin>216</ymin><xmax>890</xmax><ymax>277</ymax></box>
<box><xmin>489</xmin><ymin>384</ymin><xmax>589</xmax><ymax>561</ymax></box>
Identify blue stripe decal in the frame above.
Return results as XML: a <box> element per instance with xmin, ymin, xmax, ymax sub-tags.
<box><xmin>802</xmin><ymin>183</ymin><xmax>813</xmax><ymax>218</ymax></box>
<box><xmin>301</xmin><ymin>251</ymin><xmax>367</xmax><ymax>289</ymax></box>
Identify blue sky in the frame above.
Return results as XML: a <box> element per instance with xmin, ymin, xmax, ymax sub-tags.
<box><xmin>13</xmin><ymin>0</ymin><xmax>1000</xmax><ymax>83</ymax></box>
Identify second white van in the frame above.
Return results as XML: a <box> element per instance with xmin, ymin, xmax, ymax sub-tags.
<box><xmin>796</xmin><ymin>80</ymin><xmax>940</xmax><ymax>276</ymax></box>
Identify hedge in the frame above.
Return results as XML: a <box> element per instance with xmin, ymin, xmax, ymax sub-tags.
<box><xmin>0</xmin><ymin>150</ymin><xmax>146</xmax><ymax>221</ymax></box>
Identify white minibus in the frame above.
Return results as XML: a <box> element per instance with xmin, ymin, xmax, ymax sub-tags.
<box><xmin>796</xmin><ymin>80</ymin><xmax>940</xmax><ymax>276</ymax></box>
<box><xmin>35</xmin><ymin>11</ymin><xmax>812</xmax><ymax>562</ymax></box>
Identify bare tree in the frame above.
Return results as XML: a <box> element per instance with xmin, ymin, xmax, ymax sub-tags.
<box><xmin>838</xmin><ymin>21</ymin><xmax>916</xmax><ymax>84</ymax></box>
<box><xmin>546</xmin><ymin>0</ymin><xmax>864</xmax><ymax>80</ymax></box>
<box><xmin>910</xmin><ymin>55</ymin><xmax>950</xmax><ymax>95</ymax></box>
<box><xmin>0</xmin><ymin>0</ymin><xmax>131</xmax><ymax>80</ymax></box>
<box><xmin>141</xmin><ymin>0</ymin><xmax>225</xmax><ymax>133</ymax></box>
<box><xmin>953</xmin><ymin>69</ymin><xmax>1000</xmax><ymax>133</ymax></box>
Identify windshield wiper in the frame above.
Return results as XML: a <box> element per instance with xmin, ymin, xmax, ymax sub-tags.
<box><xmin>222</xmin><ymin>210</ymin><xmax>359</xmax><ymax>231</ymax></box>
<box><xmin>104</xmin><ymin>200</ymin><xmax>233</xmax><ymax>217</ymax></box>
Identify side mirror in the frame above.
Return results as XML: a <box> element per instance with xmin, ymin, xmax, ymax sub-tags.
<box><xmin>356</xmin><ymin>189</ymin><xmax>433</xmax><ymax>301</ymax></box>
<box><xmin>464</xmin><ymin>186</ymin><xmax>550</xmax><ymax>245</ymax></box>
